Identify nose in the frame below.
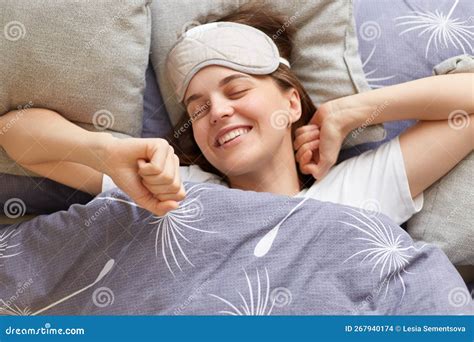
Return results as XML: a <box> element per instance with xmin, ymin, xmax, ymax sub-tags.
<box><xmin>209</xmin><ymin>95</ymin><xmax>234</xmax><ymax>125</ymax></box>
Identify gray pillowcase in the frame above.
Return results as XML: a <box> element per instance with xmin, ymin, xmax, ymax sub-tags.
<box><xmin>0</xmin><ymin>0</ymin><xmax>152</xmax><ymax>176</ymax></box>
<box><xmin>407</xmin><ymin>55</ymin><xmax>474</xmax><ymax>266</ymax></box>
<box><xmin>149</xmin><ymin>0</ymin><xmax>386</xmax><ymax>148</ymax></box>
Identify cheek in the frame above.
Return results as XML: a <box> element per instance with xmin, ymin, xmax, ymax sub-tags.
<box><xmin>237</xmin><ymin>94</ymin><xmax>274</xmax><ymax>125</ymax></box>
<box><xmin>192</xmin><ymin>123</ymin><xmax>209</xmax><ymax>149</ymax></box>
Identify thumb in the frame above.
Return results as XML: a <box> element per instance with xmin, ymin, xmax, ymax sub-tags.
<box><xmin>133</xmin><ymin>190</ymin><xmax>179</xmax><ymax>216</ymax></box>
<box><xmin>309</xmin><ymin>110</ymin><xmax>323</xmax><ymax>127</ymax></box>
<box><xmin>301</xmin><ymin>159</ymin><xmax>331</xmax><ymax>181</ymax></box>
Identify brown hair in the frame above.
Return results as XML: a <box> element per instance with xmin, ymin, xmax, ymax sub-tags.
<box><xmin>167</xmin><ymin>2</ymin><xmax>316</xmax><ymax>188</ymax></box>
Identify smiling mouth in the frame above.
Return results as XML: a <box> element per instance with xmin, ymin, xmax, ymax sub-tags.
<box><xmin>215</xmin><ymin>126</ymin><xmax>253</xmax><ymax>147</ymax></box>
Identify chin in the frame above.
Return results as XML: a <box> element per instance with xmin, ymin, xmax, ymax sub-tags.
<box><xmin>218</xmin><ymin>159</ymin><xmax>261</xmax><ymax>178</ymax></box>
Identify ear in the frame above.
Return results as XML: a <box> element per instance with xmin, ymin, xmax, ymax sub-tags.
<box><xmin>285</xmin><ymin>88</ymin><xmax>302</xmax><ymax>124</ymax></box>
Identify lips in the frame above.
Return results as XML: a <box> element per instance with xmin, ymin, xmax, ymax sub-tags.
<box><xmin>214</xmin><ymin>125</ymin><xmax>253</xmax><ymax>147</ymax></box>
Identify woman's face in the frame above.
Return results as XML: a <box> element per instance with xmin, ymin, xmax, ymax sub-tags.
<box><xmin>183</xmin><ymin>65</ymin><xmax>301</xmax><ymax>178</ymax></box>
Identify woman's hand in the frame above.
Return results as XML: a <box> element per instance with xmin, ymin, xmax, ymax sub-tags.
<box><xmin>294</xmin><ymin>101</ymin><xmax>350</xmax><ymax>180</ymax></box>
<box><xmin>104</xmin><ymin>137</ymin><xmax>186</xmax><ymax>216</ymax></box>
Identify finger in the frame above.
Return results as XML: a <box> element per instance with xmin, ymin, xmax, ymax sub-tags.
<box><xmin>157</xmin><ymin>183</ymin><xmax>186</xmax><ymax>203</ymax></box>
<box><xmin>142</xmin><ymin>178</ymin><xmax>183</xmax><ymax>199</ymax></box>
<box><xmin>295</xmin><ymin>140</ymin><xmax>320</xmax><ymax>163</ymax></box>
<box><xmin>300</xmin><ymin>162</ymin><xmax>318</xmax><ymax>176</ymax></box>
<box><xmin>300</xmin><ymin>149</ymin><xmax>313</xmax><ymax>166</ymax></box>
<box><xmin>294</xmin><ymin>124</ymin><xmax>319</xmax><ymax>138</ymax></box>
<box><xmin>138</xmin><ymin>145</ymin><xmax>173</xmax><ymax>177</ymax></box>
<box><xmin>150</xmin><ymin>200</ymin><xmax>179</xmax><ymax>216</ymax></box>
<box><xmin>140</xmin><ymin>149</ymin><xmax>176</xmax><ymax>185</ymax></box>
<box><xmin>143</xmin><ymin>155</ymin><xmax>185</xmax><ymax>199</ymax></box>
<box><xmin>155</xmin><ymin>187</ymin><xmax>185</xmax><ymax>202</ymax></box>
<box><xmin>130</xmin><ymin>183</ymin><xmax>179</xmax><ymax>216</ymax></box>
<box><xmin>309</xmin><ymin>110</ymin><xmax>323</xmax><ymax>126</ymax></box>
<box><xmin>308</xmin><ymin>159</ymin><xmax>332</xmax><ymax>180</ymax></box>
<box><xmin>293</xmin><ymin>128</ymin><xmax>320</xmax><ymax>151</ymax></box>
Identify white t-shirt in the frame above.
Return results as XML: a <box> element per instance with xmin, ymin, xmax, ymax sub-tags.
<box><xmin>102</xmin><ymin>137</ymin><xmax>423</xmax><ymax>225</ymax></box>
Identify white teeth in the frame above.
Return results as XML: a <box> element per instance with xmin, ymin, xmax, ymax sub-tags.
<box><xmin>218</xmin><ymin>128</ymin><xmax>250</xmax><ymax>146</ymax></box>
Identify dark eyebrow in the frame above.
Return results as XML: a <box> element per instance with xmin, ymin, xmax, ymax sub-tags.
<box><xmin>184</xmin><ymin>74</ymin><xmax>251</xmax><ymax>107</ymax></box>
<box><xmin>218</xmin><ymin>73</ymin><xmax>251</xmax><ymax>87</ymax></box>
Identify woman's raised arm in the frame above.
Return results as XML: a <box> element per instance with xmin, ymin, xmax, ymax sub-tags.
<box><xmin>295</xmin><ymin>73</ymin><xmax>473</xmax><ymax>196</ymax></box>
<box><xmin>0</xmin><ymin>108</ymin><xmax>185</xmax><ymax>216</ymax></box>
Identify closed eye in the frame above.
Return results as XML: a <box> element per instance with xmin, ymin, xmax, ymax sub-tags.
<box><xmin>228</xmin><ymin>89</ymin><xmax>250</xmax><ymax>99</ymax></box>
<box><xmin>190</xmin><ymin>102</ymin><xmax>211</xmax><ymax>120</ymax></box>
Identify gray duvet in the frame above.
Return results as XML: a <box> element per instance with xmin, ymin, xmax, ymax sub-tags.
<box><xmin>1</xmin><ymin>182</ymin><xmax>472</xmax><ymax>315</ymax></box>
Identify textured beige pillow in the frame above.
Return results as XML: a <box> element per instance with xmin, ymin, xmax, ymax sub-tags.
<box><xmin>0</xmin><ymin>0</ymin><xmax>152</xmax><ymax>176</ymax></box>
<box><xmin>149</xmin><ymin>0</ymin><xmax>385</xmax><ymax>146</ymax></box>
<box><xmin>407</xmin><ymin>55</ymin><xmax>474</xmax><ymax>266</ymax></box>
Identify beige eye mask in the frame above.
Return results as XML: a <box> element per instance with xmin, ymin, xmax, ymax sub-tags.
<box><xmin>166</xmin><ymin>21</ymin><xmax>290</xmax><ymax>102</ymax></box>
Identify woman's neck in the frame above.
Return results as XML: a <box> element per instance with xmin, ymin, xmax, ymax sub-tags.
<box><xmin>228</xmin><ymin>139</ymin><xmax>302</xmax><ymax>196</ymax></box>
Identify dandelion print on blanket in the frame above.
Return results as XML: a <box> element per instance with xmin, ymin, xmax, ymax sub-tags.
<box><xmin>98</xmin><ymin>184</ymin><xmax>218</xmax><ymax>277</ymax></box>
<box><xmin>339</xmin><ymin>208</ymin><xmax>426</xmax><ymax>302</ymax></box>
<box><xmin>209</xmin><ymin>268</ymin><xmax>291</xmax><ymax>315</ymax></box>
<box><xmin>0</xmin><ymin>227</ymin><xmax>22</xmax><ymax>266</ymax></box>
<box><xmin>395</xmin><ymin>0</ymin><xmax>474</xmax><ymax>58</ymax></box>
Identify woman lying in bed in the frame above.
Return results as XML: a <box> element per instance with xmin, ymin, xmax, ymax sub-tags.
<box><xmin>0</xmin><ymin>5</ymin><xmax>472</xmax><ymax>226</ymax></box>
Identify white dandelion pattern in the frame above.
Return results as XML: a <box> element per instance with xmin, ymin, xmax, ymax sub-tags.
<box><xmin>209</xmin><ymin>268</ymin><xmax>288</xmax><ymax>315</ymax></box>
<box><xmin>339</xmin><ymin>208</ymin><xmax>426</xmax><ymax>301</ymax></box>
<box><xmin>0</xmin><ymin>259</ymin><xmax>114</xmax><ymax>316</ymax></box>
<box><xmin>0</xmin><ymin>227</ymin><xmax>22</xmax><ymax>266</ymax></box>
<box><xmin>395</xmin><ymin>0</ymin><xmax>474</xmax><ymax>58</ymax></box>
<box><xmin>98</xmin><ymin>184</ymin><xmax>217</xmax><ymax>277</ymax></box>
<box><xmin>361</xmin><ymin>45</ymin><xmax>397</xmax><ymax>88</ymax></box>
<box><xmin>0</xmin><ymin>300</ymin><xmax>32</xmax><ymax>316</ymax></box>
